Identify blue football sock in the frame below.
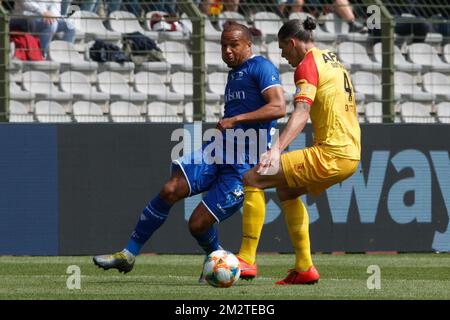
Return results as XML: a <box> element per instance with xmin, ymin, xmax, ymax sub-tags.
<box><xmin>126</xmin><ymin>194</ymin><xmax>172</xmax><ymax>256</ymax></box>
<box><xmin>193</xmin><ymin>225</ymin><xmax>221</xmax><ymax>254</ymax></box>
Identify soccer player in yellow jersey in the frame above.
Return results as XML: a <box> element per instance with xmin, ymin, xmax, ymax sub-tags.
<box><xmin>236</xmin><ymin>17</ymin><xmax>361</xmax><ymax>284</ymax></box>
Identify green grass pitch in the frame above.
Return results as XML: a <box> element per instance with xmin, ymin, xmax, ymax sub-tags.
<box><xmin>0</xmin><ymin>253</ymin><xmax>449</xmax><ymax>300</ymax></box>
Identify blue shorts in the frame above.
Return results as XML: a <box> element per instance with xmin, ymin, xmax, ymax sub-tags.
<box><xmin>172</xmin><ymin>148</ymin><xmax>252</xmax><ymax>222</ymax></box>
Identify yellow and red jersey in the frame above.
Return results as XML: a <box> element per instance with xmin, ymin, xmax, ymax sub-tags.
<box><xmin>293</xmin><ymin>47</ymin><xmax>361</xmax><ymax>160</ymax></box>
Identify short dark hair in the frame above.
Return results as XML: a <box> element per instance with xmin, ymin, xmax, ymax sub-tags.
<box><xmin>222</xmin><ymin>21</ymin><xmax>252</xmax><ymax>41</ymax></box>
<box><xmin>278</xmin><ymin>17</ymin><xmax>316</xmax><ymax>43</ymax></box>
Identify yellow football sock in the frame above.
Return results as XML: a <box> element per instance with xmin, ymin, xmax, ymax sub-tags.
<box><xmin>281</xmin><ymin>197</ymin><xmax>313</xmax><ymax>272</ymax></box>
<box><xmin>238</xmin><ymin>186</ymin><xmax>265</xmax><ymax>265</ymax></box>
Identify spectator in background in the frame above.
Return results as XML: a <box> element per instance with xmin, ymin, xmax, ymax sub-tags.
<box><xmin>10</xmin><ymin>0</ymin><xmax>76</xmax><ymax>58</ymax></box>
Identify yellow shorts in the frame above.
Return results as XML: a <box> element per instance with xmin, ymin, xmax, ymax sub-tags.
<box><xmin>280</xmin><ymin>146</ymin><xmax>359</xmax><ymax>196</ymax></box>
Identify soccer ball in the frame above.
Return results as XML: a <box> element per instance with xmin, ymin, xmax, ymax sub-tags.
<box><xmin>202</xmin><ymin>250</ymin><xmax>241</xmax><ymax>288</ymax></box>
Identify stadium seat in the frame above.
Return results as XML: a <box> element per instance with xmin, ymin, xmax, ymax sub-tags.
<box><xmin>109</xmin><ymin>101</ymin><xmax>146</xmax><ymax>122</ymax></box>
<box><xmin>22</xmin><ymin>71</ymin><xmax>73</xmax><ymax>112</ymax></box>
<box><xmin>400</xmin><ymin>102</ymin><xmax>435</xmax><ymax>123</ymax></box>
<box><xmin>373</xmin><ymin>43</ymin><xmax>422</xmax><ymax>74</ymax></box>
<box><xmin>97</xmin><ymin>71</ymin><xmax>147</xmax><ymax>113</ymax></box>
<box><xmin>351</xmin><ymin>71</ymin><xmax>401</xmax><ymax>102</ymax></box>
<box><xmin>35</xmin><ymin>100</ymin><xmax>72</xmax><ymax>123</ymax></box>
<box><xmin>203</xmin><ymin>14</ymin><xmax>223</xmax><ymax>41</ymax></box>
<box><xmin>134</xmin><ymin>71</ymin><xmax>184</xmax><ymax>104</ymax></box>
<box><xmin>422</xmin><ymin>72</ymin><xmax>450</xmax><ymax>102</ymax></box>
<box><xmin>9</xmin><ymin>59</ymin><xmax>22</xmax><ymax>83</ymax></box>
<box><xmin>394</xmin><ymin>72</ymin><xmax>435</xmax><ymax>102</ymax></box>
<box><xmin>364</xmin><ymin>102</ymin><xmax>402</xmax><ymax>123</ymax></box>
<box><xmin>280</xmin><ymin>72</ymin><xmax>295</xmax><ymax>103</ymax></box>
<box><xmin>322</xmin><ymin>13</ymin><xmax>368</xmax><ymax>43</ymax></box>
<box><xmin>289</xmin><ymin>12</ymin><xmax>337</xmax><ymax>43</ymax></box>
<box><xmin>73</xmin><ymin>101</ymin><xmax>109</xmax><ymax>123</ymax></box>
<box><xmin>442</xmin><ymin>44</ymin><xmax>450</xmax><ymax>63</ymax></box>
<box><xmin>159</xmin><ymin>41</ymin><xmax>192</xmax><ymax>72</ymax></box>
<box><xmin>147</xmin><ymin>101</ymin><xmax>182</xmax><ymax>122</ymax></box>
<box><xmin>435</xmin><ymin>102</ymin><xmax>450</xmax><ymax>124</ymax></box>
<box><xmin>218</xmin><ymin>11</ymin><xmax>250</xmax><ymax>30</ymax></box>
<box><xmin>70</xmin><ymin>10</ymin><xmax>122</xmax><ymax>42</ymax></box>
<box><xmin>267</xmin><ymin>41</ymin><xmax>292</xmax><ymax>72</ymax></box>
<box><xmin>49</xmin><ymin>41</ymin><xmax>98</xmax><ymax>82</ymax></box>
<box><xmin>60</xmin><ymin>71</ymin><xmax>110</xmax><ymax>113</ymax></box>
<box><xmin>407</xmin><ymin>43</ymin><xmax>450</xmax><ymax>73</ymax></box>
<box><xmin>205</xmin><ymin>41</ymin><xmax>229</xmax><ymax>72</ymax></box>
<box><xmin>9</xmin><ymin>81</ymin><xmax>35</xmax><ymax>112</ymax></box>
<box><xmin>21</xmin><ymin>60</ymin><xmax>60</xmax><ymax>83</ymax></box>
<box><xmin>251</xmin><ymin>11</ymin><xmax>283</xmax><ymax>43</ymax></box>
<box><xmin>144</xmin><ymin>11</ymin><xmax>189</xmax><ymax>42</ymax></box>
<box><xmin>207</xmin><ymin>72</ymin><xmax>228</xmax><ymax>100</ymax></box>
<box><xmin>337</xmin><ymin>42</ymin><xmax>381</xmax><ymax>72</ymax></box>
<box><xmin>171</xmin><ymin>72</ymin><xmax>221</xmax><ymax>103</ymax></box>
<box><xmin>8</xmin><ymin>100</ymin><xmax>34</xmax><ymax>123</ymax></box>
<box><xmin>109</xmin><ymin>11</ymin><xmax>158</xmax><ymax>41</ymax></box>
<box><xmin>85</xmin><ymin>41</ymin><xmax>136</xmax><ymax>82</ymax></box>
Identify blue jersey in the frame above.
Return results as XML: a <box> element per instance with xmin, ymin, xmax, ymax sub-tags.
<box><xmin>173</xmin><ymin>56</ymin><xmax>282</xmax><ymax>222</ymax></box>
<box><xmin>222</xmin><ymin>55</ymin><xmax>281</xmax><ymax>164</ymax></box>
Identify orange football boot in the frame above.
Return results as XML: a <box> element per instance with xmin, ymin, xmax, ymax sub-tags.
<box><xmin>275</xmin><ymin>266</ymin><xmax>320</xmax><ymax>285</ymax></box>
<box><xmin>237</xmin><ymin>256</ymin><xmax>257</xmax><ymax>280</ymax></box>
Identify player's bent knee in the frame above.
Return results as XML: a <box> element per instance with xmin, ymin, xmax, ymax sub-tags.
<box><xmin>161</xmin><ymin>180</ymin><xmax>188</xmax><ymax>204</ymax></box>
<box><xmin>188</xmin><ymin>218</ymin><xmax>208</xmax><ymax>236</ymax></box>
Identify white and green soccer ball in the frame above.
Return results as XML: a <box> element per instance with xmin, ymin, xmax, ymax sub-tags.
<box><xmin>203</xmin><ymin>249</ymin><xmax>241</xmax><ymax>288</ymax></box>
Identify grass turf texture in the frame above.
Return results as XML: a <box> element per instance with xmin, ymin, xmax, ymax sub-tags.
<box><xmin>0</xmin><ymin>253</ymin><xmax>449</xmax><ymax>300</ymax></box>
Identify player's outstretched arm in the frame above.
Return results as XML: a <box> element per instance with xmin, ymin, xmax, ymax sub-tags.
<box><xmin>275</xmin><ymin>101</ymin><xmax>310</xmax><ymax>153</ymax></box>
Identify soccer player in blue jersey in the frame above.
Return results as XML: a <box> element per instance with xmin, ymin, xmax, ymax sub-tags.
<box><xmin>93</xmin><ymin>22</ymin><xmax>285</xmax><ymax>275</ymax></box>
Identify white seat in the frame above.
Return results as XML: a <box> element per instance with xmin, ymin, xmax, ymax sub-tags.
<box><xmin>322</xmin><ymin>13</ymin><xmax>368</xmax><ymax>42</ymax></box>
<box><xmin>147</xmin><ymin>101</ymin><xmax>182</xmax><ymax>122</ymax></box>
<box><xmin>207</xmin><ymin>72</ymin><xmax>228</xmax><ymax>98</ymax></box>
<box><xmin>408</xmin><ymin>43</ymin><xmax>450</xmax><ymax>73</ymax></box>
<box><xmin>171</xmin><ymin>72</ymin><xmax>221</xmax><ymax>102</ymax></box>
<box><xmin>267</xmin><ymin>41</ymin><xmax>292</xmax><ymax>72</ymax></box>
<box><xmin>22</xmin><ymin>71</ymin><xmax>73</xmax><ymax>112</ymax></box>
<box><xmin>203</xmin><ymin>15</ymin><xmax>222</xmax><ymax>41</ymax></box>
<box><xmin>109</xmin><ymin>11</ymin><xmax>158</xmax><ymax>41</ymax></box>
<box><xmin>35</xmin><ymin>100</ymin><xmax>72</xmax><ymax>122</ymax></box>
<box><xmin>9</xmin><ymin>59</ymin><xmax>22</xmax><ymax>83</ymax></box>
<box><xmin>252</xmin><ymin>11</ymin><xmax>283</xmax><ymax>43</ymax></box>
<box><xmin>159</xmin><ymin>41</ymin><xmax>192</xmax><ymax>72</ymax></box>
<box><xmin>21</xmin><ymin>60</ymin><xmax>60</xmax><ymax>83</ymax></box>
<box><xmin>422</xmin><ymin>72</ymin><xmax>450</xmax><ymax>102</ymax></box>
<box><xmin>49</xmin><ymin>41</ymin><xmax>98</xmax><ymax>82</ymax></box>
<box><xmin>400</xmin><ymin>102</ymin><xmax>435</xmax><ymax>123</ymax></box>
<box><xmin>9</xmin><ymin>81</ymin><xmax>35</xmax><ymax>111</ymax></box>
<box><xmin>70</xmin><ymin>10</ymin><xmax>121</xmax><ymax>42</ymax></box>
<box><xmin>60</xmin><ymin>71</ymin><xmax>110</xmax><ymax>113</ymax></box>
<box><xmin>337</xmin><ymin>42</ymin><xmax>381</xmax><ymax>72</ymax></box>
<box><xmin>435</xmin><ymin>102</ymin><xmax>450</xmax><ymax>124</ymax></box>
<box><xmin>8</xmin><ymin>100</ymin><xmax>34</xmax><ymax>122</ymax></box>
<box><xmin>365</xmin><ymin>102</ymin><xmax>400</xmax><ymax>123</ymax></box>
<box><xmin>289</xmin><ymin>12</ymin><xmax>337</xmax><ymax>43</ymax></box>
<box><xmin>98</xmin><ymin>71</ymin><xmax>147</xmax><ymax>113</ymax></box>
<box><xmin>373</xmin><ymin>43</ymin><xmax>422</xmax><ymax>73</ymax></box>
<box><xmin>205</xmin><ymin>41</ymin><xmax>229</xmax><ymax>72</ymax></box>
<box><xmin>218</xmin><ymin>11</ymin><xmax>249</xmax><ymax>30</ymax></box>
<box><xmin>110</xmin><ymin>101</ymin><xmax>145</xmax><ymax>122</ymax></box>
<box><xmin>351</xmin><ymin>71</ymin><xmax>401</xmax><ymax>102</ymax></box>
<box><xmin>134</xmin><ymin>71</ymin><xmax>184</xmax><ymax>103</ymax></box>
<box><xmin>184</xmin><ymin>102</ymin><xmax>220</xmax><ymax>122</ymax></box>
<box><xmin>280</xmin><ymin>72</ymin><xmax>296</xmax><ymax>102</ymax></box>
<box><xmin>73</xmin><ymin>101</ymin><xmax>109</xmax><ymax>122</ymax></box>
<box><xmin>394</xmin><ymin>72</ymin><xmax>434</xmax><ymax>102</ymax></box>
<box><xmin>443</xmin><ymin>44</ymin><xmax>450</xmax><ymax>64</ymax></box>
<box><xmin>144</xmin><ymin>11</ymin><xmax>189</xmax><ymax>42</ymax></box>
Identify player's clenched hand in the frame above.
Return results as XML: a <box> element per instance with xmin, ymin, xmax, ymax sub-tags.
<box><xmin>216</xmin><ymin>117</ymin><xmax>237</xmax><ymax>131</ymax></box>
<box><xmin>257</xmin><ymin>148</ymin><xmax>280</xmax><ymax>175</ymax></box>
